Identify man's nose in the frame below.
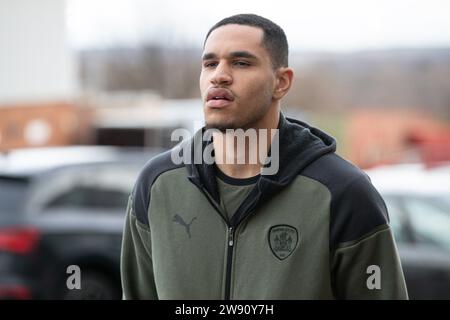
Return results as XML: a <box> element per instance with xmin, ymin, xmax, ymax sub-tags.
<box><xmin>210</xmin><ymin>63</ymin><xmax>232</xmax><ymax>85</ymax></box>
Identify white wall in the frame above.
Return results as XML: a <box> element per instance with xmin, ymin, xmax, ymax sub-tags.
<box><xmin>0</xmin><ymin>0</ymin><xmax>77</xmax><ymax>104</ymax></box>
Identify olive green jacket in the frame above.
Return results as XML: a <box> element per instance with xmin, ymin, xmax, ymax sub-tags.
<box><xmin>120</xmin><ymin>113</ymin><xmax>408</xmax><ymax>299</ymax></box>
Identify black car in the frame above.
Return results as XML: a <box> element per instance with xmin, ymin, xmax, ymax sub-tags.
<box><xmin>367</xmin><ymin>164</ymin><xmax>450</xmax><ymax>299</ymax></box>
<box><xmin>0</xmin><ymin>146</ymin><xmax>157</xmax><ymax>299</ymax></box>
<box><xmin>383</xmin><ymin>194</ymin><xmax>450</xmax><ymax>299</ymax></box>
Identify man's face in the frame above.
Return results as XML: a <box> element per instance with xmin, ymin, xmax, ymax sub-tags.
<box><xmin>200</xmin><ymin>24</ymin><xmax>277</xmax><ymax>131</ymax></box>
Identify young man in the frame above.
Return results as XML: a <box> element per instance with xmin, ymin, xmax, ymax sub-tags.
<box><xmin>121</xmin><ymin>14</ymin><xmax>408</xmax><ymax>299</ymax></box>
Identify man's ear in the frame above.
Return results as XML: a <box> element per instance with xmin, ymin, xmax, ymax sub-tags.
<box><xmin>273</xmin><ymin>67</ymin><xmax>294</xmax><ymax>100</ymax></box>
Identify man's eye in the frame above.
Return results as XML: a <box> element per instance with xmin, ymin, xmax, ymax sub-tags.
<box><xmin>234</xmin><ymin>61</ymin><xmax>250</xmax><ymax>67</ymax></box>
<box><xmin>204</xmin><ymin>62</ymin><xmax>217</xmax><ymax>68</ymax></box>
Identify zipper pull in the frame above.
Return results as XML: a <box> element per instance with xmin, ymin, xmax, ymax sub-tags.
<box><xmin>228</xmin><ymin>227</ymin><xmax>234</xmax><ymax>247</ymax></box>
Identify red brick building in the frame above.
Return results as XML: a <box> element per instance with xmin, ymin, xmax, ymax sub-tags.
<box><xmin>346</xmin><ymin>109</ymin><xmax>450</xmax><ymax>169</ymax></box>
<box><xmin>0</xmin><ymin>102</ymin><xmax>92</xmax><ymax>152</ymax></box>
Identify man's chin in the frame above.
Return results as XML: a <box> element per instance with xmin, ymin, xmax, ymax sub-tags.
<box><xmin>204</xmin><ymin>122</ymin><xmax>233</xmax><ymax>133</ymax></box>
<box><xmin>204</xmin><ymin>115</ymin><xmax>239</xmax><ymax>132</ymax></box>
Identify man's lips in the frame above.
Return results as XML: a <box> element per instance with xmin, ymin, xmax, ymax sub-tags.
<box><xmin>207</xmin><ymin>99</ymin><xmax>233</xmax><ymax>108</ymax></box>
<box><xmin>206</xmin><ymin>88</ymin><xmax>235</xmax><ymax>102</ymax></box>
<box><xmin>206</xmin><ymin>88</ymin><xmax>235</xmax><ymax>109</ymax></box>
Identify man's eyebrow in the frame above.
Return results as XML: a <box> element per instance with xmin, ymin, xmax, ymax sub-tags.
<box><xmin>228</xmin><ymin>51</ymin><xmax>258</xmax><ymax>60</ymax></box>
<box><xmin>202</xmin><ymin>51</ymin><xmax>259</xmax><ymax>61</ymax></box>
<box><xmin>202</xmin><ymin>52</ymin><xmax>217</xmax><ymax>60</ymax></box>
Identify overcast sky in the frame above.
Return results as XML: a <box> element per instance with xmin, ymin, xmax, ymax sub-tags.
<box><xmin>66</xmin><ymin>0</ymin><xmax>450</xmax><ymax>52</ymax></box>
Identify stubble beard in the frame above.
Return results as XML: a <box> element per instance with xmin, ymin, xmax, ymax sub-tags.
<box><xmin>204</xmin><ymin>89</ymin><xmax>273</xmax><ymax>133</ymax></box>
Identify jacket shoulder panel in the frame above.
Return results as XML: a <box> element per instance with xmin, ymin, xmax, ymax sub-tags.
<box><xmin>301</xmin><ymin>153</ymin><xmax>388</xmax><ymax>249</ymax></box>
<box><xmin>132</xmin><ymin>149</ymin><xmax>185</xmax><ymax>226</ymax></box>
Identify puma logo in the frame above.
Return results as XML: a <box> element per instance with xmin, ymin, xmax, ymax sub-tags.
<box><xmin>173</xmin><ymin>214</ymin><xmax>197</xmax><ymax>238</ymax></box>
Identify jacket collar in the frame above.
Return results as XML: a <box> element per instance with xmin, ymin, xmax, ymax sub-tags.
<box><xmin>185</xmin><ymin>111</ymin><xmax>337</xmax><ymax>205</ymax></box>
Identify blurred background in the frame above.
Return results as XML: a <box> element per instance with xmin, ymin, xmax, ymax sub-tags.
<box><xmin>0</xmin><ymin>0</ymin><xmax>449</xmax><ymax>299</ymax></box>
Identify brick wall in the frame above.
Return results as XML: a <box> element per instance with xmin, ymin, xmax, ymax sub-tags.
<box><xmin>0</xmin><ymin>102</ymin><xmax>93</xmax><ymax>152</ymax></box>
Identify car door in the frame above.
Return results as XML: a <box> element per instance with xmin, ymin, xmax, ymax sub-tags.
<box><xmin>398</xmin><ymin>196</ymin><xmax>450</xmax><ymax>299</ymax></box>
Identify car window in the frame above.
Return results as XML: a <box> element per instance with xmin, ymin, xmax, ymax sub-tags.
<box><xmin>0</xmin><ymin>177</ymin><xmax>29</xmax><ymax>214</ymax></box>
<box><xmin>437</xmin><ymin>197</ymin><xmax>450</xmax><ymax>209</ymax></box>
<box><xmin>383</xmin><ymin>197</ymin><xmax>409</xmax><ymax>244</ymax></box>
<box><xmin>39</xmin><ymin>165</ymin><xmax>138</xmax><ymax>212</ymax></box>
<box><xmin>45</xmin><ymin>185</ymin><xmax>129</xmax><ymax>210</ymax></box>
<box><xmin>403</xmin><ymin>197</ymin><xmax>450</xmax><ymax>249</ymax></box>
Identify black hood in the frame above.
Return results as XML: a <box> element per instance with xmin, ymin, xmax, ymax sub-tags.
<box><xmin>261</xmin><ymin>112</ymin><xmax>336</xmax><ymax>187</ymax></box>
<box><xmin>185</xmin><ymin>112</ymin><xmax>336</xmax><ymax>225</ymax></box>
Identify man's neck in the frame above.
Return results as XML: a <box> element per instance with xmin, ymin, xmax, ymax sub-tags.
<box><xmin>212</xmin><ymin>108</ymin><xmax>280</xmax><ymax>179</ymax></box>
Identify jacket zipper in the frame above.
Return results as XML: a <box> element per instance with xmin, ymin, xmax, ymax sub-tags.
<box><xmin>188</xmin><ymin>179</ymin><xmax>256</xmax><ymax>300</ymax></box>
<box><xmin>224</xmin><ymin>226</ymin><xmax>235</xmax><ymax>300</ymax></box>
<box><xmin>203</xmin><ymin>193</ymin><xmax>235</xmax><ymax>300</ymax></box>
<box><xmin>202</xmin><ymin>190</ymin><xmax>235</xmax><ymax>300</ymax></box>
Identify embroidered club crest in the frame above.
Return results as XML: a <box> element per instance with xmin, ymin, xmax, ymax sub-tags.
<box><xmin>269</xmin><ymin>225</ymin><xmax>298</xmax><ymax>260</ymax></box>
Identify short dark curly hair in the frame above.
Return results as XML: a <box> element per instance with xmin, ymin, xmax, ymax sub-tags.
<box><xmin>204</xmin><ymin>14</ymin><xmax>289</xmax><ymax>69</ymax></box>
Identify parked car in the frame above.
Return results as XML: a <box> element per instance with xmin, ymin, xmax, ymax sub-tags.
<box><xmin>366</xmin><ymin>163</ymin><xmax>450</xmax><ymax>299</ymax></box>
<box><xmin>0</xmin><ymin>146</ymin><xmax>159</xmax><ymax>299</ymax></box>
